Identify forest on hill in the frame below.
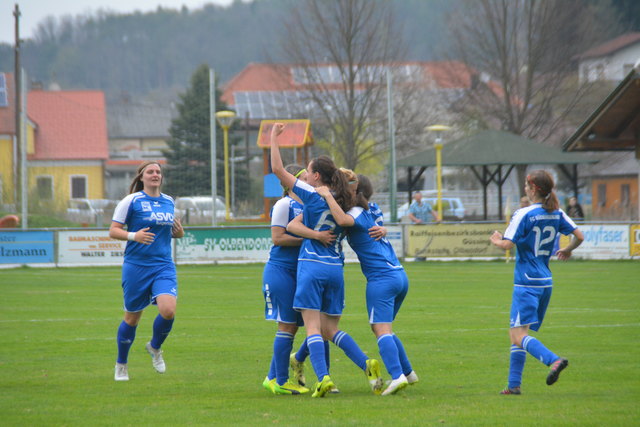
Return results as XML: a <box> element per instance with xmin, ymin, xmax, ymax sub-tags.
<box><xmin>0</xmin><ymin>0</ymin><xmax>458</xmax><ymax>99</ymax></box>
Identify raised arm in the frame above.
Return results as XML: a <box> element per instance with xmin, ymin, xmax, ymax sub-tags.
<box><xmin>270</xmin><ymin>123</ymin><xmax>296</xmax><ymax>192</ymax></box>
<box><xmin>315</xmin><ymin>186</ymin><xmax>354</xmax><ymax>227</ymax></box>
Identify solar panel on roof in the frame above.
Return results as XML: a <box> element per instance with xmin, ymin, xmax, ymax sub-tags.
<box><xmin>0</xmin><ymin>73</ymin><xmax>8</xmax><ymax>107</ymax></box>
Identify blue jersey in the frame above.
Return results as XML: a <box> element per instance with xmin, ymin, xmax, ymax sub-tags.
<box><xmin>503</xmin><ymin>204</ymin><xmax>577</xmax><ymax>287</ymax></box>
<box><xmin>292</xmin><ymin>180</ymin><xmax>346</xmax><ymax>266</ymax></box>
<box><xmin>112</xmin><ymin>191</ymin><xmax>176</xmax><ymax>265</ymax></box>
<box><xmin>267</xmin><ymin>196</ymin><xmax>303</xmax><ymax>270</ymax></box>
<box><xmin>346</xmin><ymin>202</ymin><xmax>403</xmax><ymax>280</ymax></box>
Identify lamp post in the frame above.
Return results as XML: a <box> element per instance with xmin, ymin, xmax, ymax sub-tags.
<box><xmin>426</xmin><ymin>124</ymin><xmax>451</xmax><ymax>221</ymax></box>
<box><xmin>215</xmin><ymin>110</ymin><xmax>236</xmax><ymax>221</ymax></box>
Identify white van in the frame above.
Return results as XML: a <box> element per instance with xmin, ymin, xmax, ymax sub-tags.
<box><xmin>174</xmin><ymin>196</ymin><xmax>230</xmax><ymax>224</ymax></box>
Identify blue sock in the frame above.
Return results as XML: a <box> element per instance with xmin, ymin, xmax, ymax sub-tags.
<box><xmin>295</xmin><ymin>338</ymin><xmax>309</xmax><ymax>362</ymax></box>
<box><xmin>296</xmin><ymin>339</ymin><xmax>330</xmax><ymax>371</ymax></box>
<box><xmin>150</xmin><ymin>314</ymin><xmax>174</xmax><ymax>350</ymax></box>
<box><xmin>508</xmin><ymin>345</ymin><xmax>527</xmax><ymax>388</ymax></box>
<box><xmin>116</xmin><ymin>321</ymin><xmax>137</xmax><ymax>364</ymax></box>
<box><xmin>307</xmin><ymin>334</ymin><xmax>328</xmax><ymax>381</ymax></box>
<box><xmin>377</xmin><ymin>334</ymin><xmax>402</xmax><ymax>379</ymax></box>
<box><xmin>332</xmin><ymin>330</ymin><xmax>368</xmax><ymax>371</ymax></box>
<box><xmin>393</xmin><ymin>334</ymin><xmax>413</xmax><ymax>375</ymax></box>
<box><xmin>267</xmin><ymin>356</ymin><xmax>275</xmax><ymax>380</ymax></box>
<box><xmin>324</xmin><ymin>340</ymin><xmax>331</xmax><ymax>371</ymax></box>
<box><xmin>274</xmin><ymin>331</ymin><xmax>294</xmax><ymax>386</ymax></box>
<box><xmin>521</xmin><ymin>336</ymin><xmax>559</xmax><ymax>366</ymax></box>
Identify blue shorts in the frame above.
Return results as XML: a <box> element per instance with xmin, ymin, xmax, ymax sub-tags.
<box><xmin>366</xmin><ymin>270</ymin><xmax>409</xmax><ymax>324</ymax></box>
<box><xmin>510</xmin><ymin>286</ymin><xmax>552</xmax><ymax>332</ymax></box>
<box><xmin>294</xmin><ymin>261</ymin><xmax>345</xmax><ymax>316</ymax></box>
<box><xmin>122</xmin><ymin>261</ymin><xmax>177</xmax><ymax>312</ymax></box>
<box><xmin>263</xmin><ymin>263</ymin><xmax>303</xmax><ymax>326</ymax></box>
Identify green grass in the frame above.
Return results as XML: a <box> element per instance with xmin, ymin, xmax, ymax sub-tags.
<box><xmin>1</xmin><ymin>261</ymin><xmax>638</xmax><ymax>426</ymax></box>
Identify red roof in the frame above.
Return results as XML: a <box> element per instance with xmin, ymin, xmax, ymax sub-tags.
<box><xmin>221</xmin><ymin>61</ymin><xmax>475</xmax><ymax>105</ymax></box>
<box><xmin>0</xmin><ymin>72</ymin><xmax>16</xmax><ymax>135</ymax></box>
<box><xmin>579</xmin><ymin>32</ymin><xmax>640</xmax><ymax>59</ymax></box>
<box><xmin>27</xmin><ymin>90</ymin><xmax>108</xmax><ymax>160</ymax></box>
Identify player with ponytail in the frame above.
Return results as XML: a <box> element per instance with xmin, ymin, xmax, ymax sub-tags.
<box><xmin>490</xmin><ymin>169</ymin><xmax>584</xmax><ymax>394</ymax></box>
<box><xmin>270</xmin><ymin>123</ymin><xmax>383</xmax><ymax>398</ymax></box>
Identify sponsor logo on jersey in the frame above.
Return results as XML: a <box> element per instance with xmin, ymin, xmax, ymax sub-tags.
<box><xmin>141</xmin><ymin>201</ymin><xmax>152</xmax><ymax>212</ymax></box>
<box><xmin>146</xmin><ymin>212</ymin><xmax>174</xmax><ymax>225</ymax></box>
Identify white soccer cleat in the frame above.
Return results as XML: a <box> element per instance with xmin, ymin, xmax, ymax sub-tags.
<box><xmin>406</xmin><ymin>370</ymin><xmax>419</xmax><ymax>385</ymax></box>
<box><xmin>114</xmin><ymin>363</ymin><xmax>129</xmax><ymax>381</ymax></box>
<box><xmin>145</xmin><ymin>342</ymin><xmax>166</xmax><ymax>373</ymax></box>
<box><xmin>382</xmin><ymin>374</ymin><xmax>409</xmax><ymax>396</ymax></box>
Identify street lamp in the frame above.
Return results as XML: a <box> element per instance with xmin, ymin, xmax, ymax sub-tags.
<box><xmin>426</xmin><ymin>124</ymin><xmax>451</xmax><ymax>221</ymax></box>
<box><xmin>215</xmin><ymin>110</ymin><xmax>236</xmax><ymax>221</ymax></box>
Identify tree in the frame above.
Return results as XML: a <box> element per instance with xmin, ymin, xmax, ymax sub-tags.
<box><xmin>163</xmin><ymin>64</ymin><xmax>247</xmax><ymax>205</ymax></box>
<box><xmin>446</xmin><ymin>0</ymin><xmax>623</xmax><ymax>194</ymax></box>
<box><xmin>278</xmin><ymin>0</ymin><xmax>408</xmax><ymax>171</ymax></box>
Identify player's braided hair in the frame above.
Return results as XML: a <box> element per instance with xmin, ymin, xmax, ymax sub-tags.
<box><xmin>311</xmin><ymin>155</ymin><xmax>354</xmax><ymax>211</ymax></box>
<box><xmin>129</xmin><ymin>161</ymin><xmax>162</xmax><ymax>194</ymax></box>
<box><xmin>527</xmin><ymin>170</ymin><xmax>559</xmax><ymax>212</ymax></box>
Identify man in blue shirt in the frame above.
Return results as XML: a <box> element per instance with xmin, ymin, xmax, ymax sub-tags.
<box><xmin>407</xmin><ymin>192</ymin><xmax>439</xmax><ymax>225</ymax></box>
<box><xmin>407</xmin><ymin>192</ymin><xmax>439</xmax><ymax>260</ymax></box>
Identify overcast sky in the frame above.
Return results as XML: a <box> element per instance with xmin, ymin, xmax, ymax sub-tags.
<box><xmin>1</xmin><ymin>0</ymin><xmax>235</xmax><ymax>44</ymax></box>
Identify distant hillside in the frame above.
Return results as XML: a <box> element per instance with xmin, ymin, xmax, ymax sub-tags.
<box><xmin>0</xmin><ymin>0</ymin><xmax>455</xmax><ymax>100</ymax></box>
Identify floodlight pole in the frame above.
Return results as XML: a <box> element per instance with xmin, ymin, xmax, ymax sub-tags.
<box><xmin>386</xmin><ymin>68</ymin><xmax>397</xmax><ymax>222</ymax></box>
<box><xmin>215</xmin><ymin>110</ymin><xmax>236</xmax><ymax>222</ymax></box>
<box><xmin>209</xmin><ymin>68</ymin><xmax>217</xmax><ymax>226</ymax></box>
<box><xmin>426</xmin><ymin>125</ymin><xmax>451</xmax><ymax>221</ymax></box>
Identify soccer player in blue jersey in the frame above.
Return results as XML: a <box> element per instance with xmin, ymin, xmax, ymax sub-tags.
<box><xmin>316</xmin><ymin>174</ymin><xmax>419</xmax><ymax>396</ymax></box>
<box><xmin>262</xmin><ymin>164</ymin><xmax>336</xmax><ymax>395</ymax></box>
<box><xmin>109</xmin><ymin>161</ymin><xmax>184</xmax><ymax>381</ymax></box>
<box><xmin>490</xmin><ymin>170</ymin><xmax>584</xmax><ymax>395</ymax></box>
<box><xmin>270</xmin><ymin>123</ymin><xmax>383</xmax><ymax>398</ymax></box>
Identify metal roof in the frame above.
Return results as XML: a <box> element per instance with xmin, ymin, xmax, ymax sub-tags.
<box><xmin>398</xmin><ymin>129</ymin><xmax>596</xmax><ymax>168</ymax></box>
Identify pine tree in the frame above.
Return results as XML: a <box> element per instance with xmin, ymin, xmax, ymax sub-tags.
<box><xmin>163</xmin><ymin>64</ymin><xmax>246</xmax><ymax>206</ymax></box>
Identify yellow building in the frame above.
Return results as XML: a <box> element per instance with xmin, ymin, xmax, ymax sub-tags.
<box><xmin>0</xmin><ymin>72</ymin><xmax>108</xmax><ymax>215</ymax></box>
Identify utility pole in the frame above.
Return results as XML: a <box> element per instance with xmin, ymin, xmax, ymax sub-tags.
<box><xmin>13</xmin><ymin>4</ymin><xmax>21</xmax><ymax>215</ymax></box>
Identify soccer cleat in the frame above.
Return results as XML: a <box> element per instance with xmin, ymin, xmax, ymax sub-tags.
<box><xmin>365</xmin><ymin>359</ymin><xmax>383</xmax><ymax>395</ymax></box>
<box><xmin>500</xmin><ymin>386</ymin><xmax>522</xmax><ymax>395</ymax></box>
<box><xmin>289</xmin><ymin>353</ymin><xmax>306</xmax><ymax>387</ymax></box>
<box><xmin>145</xmin><ymin>342</ymin><xmax>166</xmax><ymax>373</ymax></box>
<box><xmin>262</xmin><ymin>376</ymin><xmax>276</xmax><ymax>393</ymax></box>
<box><xmin>273</xmin><ymin>380</ymin><xmax>310</xmax><ymax>395</ymax></box>
<box><xmin>114</xmin><ymin>363</ymin><xmax>129</xmax><ymax>381</ymax></box>
<box><xmin>382</xmin><ymin>374</ymin><xmax>409</xmax><ymax>396</ymax></box>
<box><xmin>406</xmin><ymin>370</ymin><xmax>419</xmax><ymax>385</ymax></box>
<box><xmin>311</xmin><ymin>375</ymin><xmax>334</xmax><ymax>398</ymax></box>
<box><xmin>546</xmin><ymin>358</ymin><xmax>569</xmax><ymax>385</ymax></box>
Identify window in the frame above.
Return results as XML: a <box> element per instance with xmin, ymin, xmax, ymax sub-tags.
<box><xmin>70</xmin><ymin>175</ymin><xmax>87</xmax><ymax>199</ymax></box>
<box><xmin>597</xmin><ymin>183</ymin><xmax>607</xmax><ymax>207</ymax></box>
<box><xmin>621</xmin><ymin>184</ymin><xmax>630</xmax><ymax>207</ymax></box>
<box><xmin>36</xmin><ymin>176</ymin><xmax>53</xmax><ymax>200</ymax></box>
<box><xmin>0</xmin><ymin>73</ymin><xmax>7</xmax><ymax>107</ymax></box>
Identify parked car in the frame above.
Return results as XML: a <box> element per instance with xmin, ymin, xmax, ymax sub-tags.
<box><xmin>383</xmin><ymin>196</ymin><xmax>465</xmax><ymax>222</ymax></box>
<box><xmin>66</xmin><ymin>199</ymin><xmax>118</xmax><ymax>226</ymax></box>
<box><xmin>175</xmin><ymin>196</ymin><xmax>231</xmax><ymax>224</ymax></box>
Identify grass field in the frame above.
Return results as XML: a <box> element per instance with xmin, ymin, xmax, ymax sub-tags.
<box><xmin>1</xmin><ymin>261</ymin><xmax>638</xmax><ymax>426</ymax></box>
